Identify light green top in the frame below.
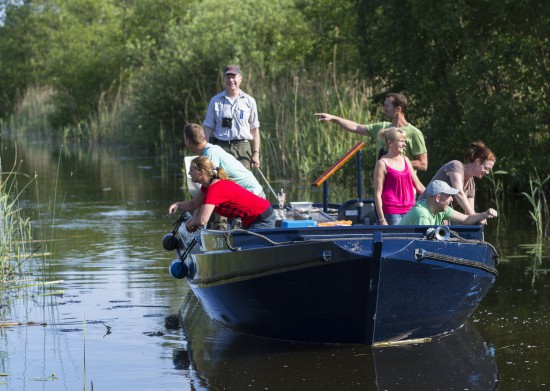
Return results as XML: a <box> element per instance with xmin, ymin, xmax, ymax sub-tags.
<box><xmin>364</xmin><ymin>122</ymin><xmax>427</xmax><ymax>161</ymax></box>
<box><xmin>203</xmin><ymin>143</ymin><xmax>263</xmax><ymax>196</ymax></box>
<box><xmin>399</xmin><ymin>199</ymin><xmax>455</xmax><ymax>225</ymax></box>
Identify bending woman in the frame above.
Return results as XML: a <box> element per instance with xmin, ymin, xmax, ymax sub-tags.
<box><xmin>168</xmin><ymin>156</ymin><xmax>275</xmax><ymax>230</ymax></box>
<box><xmin>374</xmin><ymin>127</ymin><xmax>425</xmax><ymax>225</ymax></box>
<box><xmin>418</xmin><ymin>141</ymin><xmax>495</xmax><ymax>215</ymax></box>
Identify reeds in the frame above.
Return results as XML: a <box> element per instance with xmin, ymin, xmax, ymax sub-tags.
<box><xmin>522</xmin><ymin>242</ymin><xmax>547</xmax><ymax>286</ymax></box>
<box><xmin>485</xmin><ymin>169</ymin><xmax>509</xmax><ymax>232</ymax></box>
<box><xmin>0</xmin><ymin>149</ymin><xmax>57</xmax><ymax>305</ymax></box>
<box><xmin>4</xmin><ymin>68</ymin><xmax>386</xmax><ymax>205</ymax></box>
<box><xmin>249</xmin><ymin>66</ymin><xmax>380</xmax><ymax>203</ymax></box>
<box><xmin>0</xmin><ymin>154</ymin><xmax>34</xmax><ymax>290</ymax></box>
<box><xmin>522</xmin><ymin>170</ymin><xmax>550</xmax><ymax>241</ymax></box>
<box><xmin>6</xmin><ymin>86</ymin><xmax>54</xmax><ymax>138</ymax></box>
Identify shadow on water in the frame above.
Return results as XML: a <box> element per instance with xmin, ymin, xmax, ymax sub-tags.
<box><xmin>175</xmin><ymin>293</ymin><xmax>498</xmax><ymax>391</ymax></box>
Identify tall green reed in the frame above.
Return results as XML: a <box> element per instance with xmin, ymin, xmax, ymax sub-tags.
<box><xmin>252</xmin><ymin>66</ymin><xmax>380</xmax><ymax>200</ymax></box>
<box><xmin>485</xmin><ymin>169</ymin><xmax>509</xmax><ymax>230</ymax></box>
<box><xmin>4</xmin><ymin>68</ymin><xmax>387</xmax><ymax>203</ymax></box>
<box><xmin>0</xmin><ymin>153</ymin><xmax>35</xmax><ymax>293</ymax></box>
<box><xmin>521</xmin><ymin>169</ymin><xmax>550</xmax><ymax>242</ymax></box>
<box><xmin>0</xmin><ymin>146</ymin><xmax>59</xmax><ymax>309</ymax></box>
<box><xmin>4</xmin><ymin>68</ymin><xmax>380</xmax><ymax>176</ymax></box>
<box><xmin>7</xmin><ymin>86</ymin><xmax>54</xmax><ymax>138</ymax></box>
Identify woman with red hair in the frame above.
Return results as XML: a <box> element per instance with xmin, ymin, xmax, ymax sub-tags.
<box><xmin>168</xmin><ymin>156</ymin><xmax>274</xmax><ymax>230</ymax></box>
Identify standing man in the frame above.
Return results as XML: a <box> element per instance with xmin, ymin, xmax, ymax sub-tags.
<box><xmin>203</xmin><ymin>65</ymin><xmax>260</xmax><ymax>169</ymax></box>
<box><xmin>314</xmin><ymin>93</ymin><xmax>428</xmax><ymax>172</ymax></box>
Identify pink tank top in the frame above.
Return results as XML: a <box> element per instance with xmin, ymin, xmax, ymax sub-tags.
<box><xmin>381</xmin><ymin>157</ymin><xmax>415</xmax><ymax>214</ymax></box>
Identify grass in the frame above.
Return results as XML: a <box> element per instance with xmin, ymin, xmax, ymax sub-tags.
<box><xmin>0</xmin><ymin>147</ymin><xmax>62</xmax><ymax>316</ymax></box>
<box><xmin>0</xmin><ymin>147</ymin><xmax>66</xmax><ymax>387</ymax></box>
<box><xmin>6</xmin><ymin>86</ymin><xmax>54</xmax><ymax>139</ymax></box>
<box><xmin>3</xmin><ymin>70</ymin><xmax>381</xmax><ymax>193</ymax></box>
<box><xmin>522</xmin><ymin>170</ymin><xmax>550</xmax><ymax>242</ymax></box>
<box><xmin>485</xmin><ymin>169</ymin><xmax>509</xmax><ymax>232</ymax></box>
<box><xmin>254</xmin><ymin>67</ymin><xmax>379</xmax><ymax>184</ymax></box>
<box><xmin>0</xmin><ymin>152</ymin><xmax>34</xmax><ymax>291</ymax></box>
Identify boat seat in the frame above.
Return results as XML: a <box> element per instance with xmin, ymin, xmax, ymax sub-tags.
<box><xmin>337</xmin><ymin>199</ymin><xmax>376</xmax><ymax>225</ymax></box>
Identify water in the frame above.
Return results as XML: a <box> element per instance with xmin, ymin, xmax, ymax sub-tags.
<box><xmin>1</xmin><ymin>139</ymin><xmax>549</xmax><ymax>390</ymax></box>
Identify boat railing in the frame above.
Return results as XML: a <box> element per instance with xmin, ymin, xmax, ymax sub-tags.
<box><xmin>311</xmin><ymin>141</ymin><xmax>366</xmax><ymax>214</ymax></box>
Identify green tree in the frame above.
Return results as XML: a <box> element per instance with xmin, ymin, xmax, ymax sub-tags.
<box><xmin>45</xmin><ymin>0</ymin><xmax>128</xmax><ymax>135</ymax></box>
<box><xmin>126</xmin><ymin>0</ymin><xmax>315</xmax><ymax>139</ymax></box>
<box><xmin>0</xmin><ymin>0</ymin><xmax>54</xmax><ymax>116</ymax></box>
<box><xmin>300</xmin><ymin>0</ymin><xmax>361</xmax><ymax>73</ymax></box>
<box><xmin>355</xmin><ymin>0</ymin><xmax>549</xmax><ymax>187</ymax></box>
<box><xmin>123</xmin><ymin>0</ymin><xmax>193</xmax><ymax>67</ymax></box>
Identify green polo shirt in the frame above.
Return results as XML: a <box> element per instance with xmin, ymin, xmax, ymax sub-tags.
<box><xmin>399</xmin><ymin>199</ymin><xmax>455</xmax><ymax>225</ymax></box>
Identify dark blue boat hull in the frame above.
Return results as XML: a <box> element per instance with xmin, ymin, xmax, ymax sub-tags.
<box><xmin>373</xmin><ymin>240</ymin><xmax>496</xmax><ymax>342</ymax></box>
<box><xmin>193</xmin><ymin>244</ymin><xmax>374</xmax><ymax>343</ymax></box>
<box><xmin>175</xmin><ymin>225</ymin><xmax>497</xmax><ymax>345</ymax></box>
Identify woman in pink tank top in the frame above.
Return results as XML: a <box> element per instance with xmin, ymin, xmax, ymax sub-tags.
<box><xmin>373</xmin><ymin>128</ymin><xmax>425</xmax><ymax>225</ymax></box>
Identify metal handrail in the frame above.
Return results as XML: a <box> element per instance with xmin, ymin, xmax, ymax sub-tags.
<box><xmin>312</xmin><ymin>142</ymin><xmax>365</xmax><ymax>186</ymax></box>
<box><xmin>311</xmin><ymin>142</ymin><xmax>366</xmax><ymax>212</ymax></box>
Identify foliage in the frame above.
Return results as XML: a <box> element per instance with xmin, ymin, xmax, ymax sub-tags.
<box><xmin>255</xmin><ymin>65</ymin><xmax>378</xmax><ymax>183</ymax></box>
<box><xmin>0</xmin><ymin>0</ymin><xmax>548</xmax><ymax>191</ymax></box>
<box><xmin>355</xmin><ymin>0</ymin><xmax>550</xmax><ymax>187</ymax></box>
<box><xmin>6</xmin><ymin>85</ymin><xmax>54</xmax><ymax>137</ymax></box>
<box><xmin>0</xmin><ymin>0</ymin><xmax>131</xmax><ymax>141</ymax></box>
<box><xmin>299</xmin><ymin>0</ymin><xmax>361</xmax><ymax>72</ymax></box>
<box><xmin>0</xmin><ymin>1</ymin><xmax>54</xmax><ymax>116</ymax></box>
<box><xmin>45</xmin><ymin>0</ymin><xmax>129</xmax><ymax>136</ymax></box>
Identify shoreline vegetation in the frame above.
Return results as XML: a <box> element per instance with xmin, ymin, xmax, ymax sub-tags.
<box><xmin>3</xmin><ymin>75</ymin><xmax>548</xmax><ymax>210</ymax></box>
<box><xmin>0</xmin><ymin>155</ymin><xmax>34</xmax><ymax>292</ymax></box>
<box><xmin>0</xmin><ymin>153</ymin><xmax>61</xmax><ymax>325</ymax></box>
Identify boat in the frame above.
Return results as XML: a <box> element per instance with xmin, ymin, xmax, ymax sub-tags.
<box><xmin>163</xmin><ymin>142</ymin><xmax>499</xmax><ymax>345</ymax></box>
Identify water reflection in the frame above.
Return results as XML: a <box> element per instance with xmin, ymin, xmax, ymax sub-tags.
<box><xmin>176</xmin><ymin>293</ymin><xmax>498</xmax><ymax>391</ymax></box>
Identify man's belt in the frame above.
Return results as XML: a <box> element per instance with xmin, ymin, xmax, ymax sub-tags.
<box><xmin>212</xmin><ymin>137</ymin><xmax>250</xmax><ymax>145</ymax></box>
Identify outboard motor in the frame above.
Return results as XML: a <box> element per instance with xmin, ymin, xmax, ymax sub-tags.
<box><xmin>426</xmin><ymin>226</ymin><xmax>451</xmax><ymax>241</ymax></box>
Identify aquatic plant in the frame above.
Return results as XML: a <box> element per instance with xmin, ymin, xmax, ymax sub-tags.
<box><xmin>0</xmin><ymin>148</ymin><xmax>60</xmax><ymax>304</ymax></box>
<box><xmin>0</xmin><ymin>155</ymin><xmax>34</xmax><ymax>291</ymax></box>
<box><xmin>484</xmin><ymin>169</ymin><xmax>509</xmax><ymax>231</ymax></box>
<box><xmin>521</xmin><ymin>170</ymin><xmax>550</xmax><ymax>241</ymax></box>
